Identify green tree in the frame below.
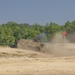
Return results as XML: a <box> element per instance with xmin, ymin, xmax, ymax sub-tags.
<box><xmin>45</xmin><ymin>22</ymin><xmax>61</xmax><ymax>34</ymax></box>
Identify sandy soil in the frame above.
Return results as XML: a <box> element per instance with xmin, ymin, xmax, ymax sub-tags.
<box><xmin>0</xmin><ymin>45</ymin><xmax>75</xmax><ymax>75</ymax></box>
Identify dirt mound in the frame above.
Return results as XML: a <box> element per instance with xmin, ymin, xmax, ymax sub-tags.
<box><xmin>17</xmin><ymin>39</ymin><xmax>45</xmax><ymax>51</ymax></box>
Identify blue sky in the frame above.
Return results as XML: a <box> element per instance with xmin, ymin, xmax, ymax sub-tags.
<box><xmin>0</xmin><ymin>0</ymin><xmax>75</xmax><ymax>25</ymax></box>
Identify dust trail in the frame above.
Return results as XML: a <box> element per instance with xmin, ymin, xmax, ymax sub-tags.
<box><xmin>42</xmin><ymin>32</ymin><xmax>75</xmax><ymax>56</ymax></box>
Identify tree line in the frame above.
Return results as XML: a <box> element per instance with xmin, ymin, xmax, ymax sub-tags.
<box><xmin>0</xmin><ymin>21</ymin><xmax>75</xmax><ymax>47</ymax></box>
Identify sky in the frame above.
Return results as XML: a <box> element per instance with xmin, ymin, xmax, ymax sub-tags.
<box><xmin>0</xmin><ymin>0</ymin><xmax>75</xmax><ymax>25</ymax></box>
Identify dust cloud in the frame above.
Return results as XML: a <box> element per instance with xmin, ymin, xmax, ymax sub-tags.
<box><xmin>41</xmin><ymin>32</ymin><xmax>75</xmax><ymax>56</ymax></box>
<box><xmin>51</xmin><ymin>32</ymin><xmax>69</xmax><ymax>43</ymax></box>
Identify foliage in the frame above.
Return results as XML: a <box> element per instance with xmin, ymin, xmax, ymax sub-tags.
<box><xmin>0</xmin><ymin>21</ymin><xmax>75</xmax><ymax>47</ymax></box>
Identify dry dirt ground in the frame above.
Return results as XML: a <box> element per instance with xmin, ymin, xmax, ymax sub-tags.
<box><xmin>0</xmin><ymin>44</ymin><xmax>75</xmax><ymax>75</ymax></box>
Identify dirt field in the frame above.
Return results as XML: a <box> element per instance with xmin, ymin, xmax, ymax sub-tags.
<box><xmin>0</xmin><ymin>45</ymin><xmax>75</xmax><ymax>75</ymax></box>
